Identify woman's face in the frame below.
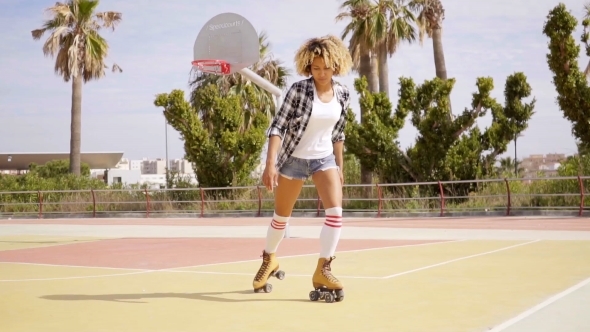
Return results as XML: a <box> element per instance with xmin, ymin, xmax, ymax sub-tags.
<box><xmin>310</xmin><ymin>56</ymin><xmax>334</xmax><ymax>86</ymax></box>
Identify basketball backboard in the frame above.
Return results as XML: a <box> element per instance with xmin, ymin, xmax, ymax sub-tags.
<box><xmin>193</xmin><ymin>12</ymin><xmax>260</xmax><ymax>75</ymax></box>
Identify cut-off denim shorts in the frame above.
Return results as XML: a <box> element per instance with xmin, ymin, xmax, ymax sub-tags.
<box><xmin>279</xmin><ymin>154</ymin><xmax>339</xmax><ymax>180</ymax></box>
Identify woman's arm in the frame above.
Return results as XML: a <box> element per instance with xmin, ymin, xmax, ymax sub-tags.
<box><xmin>333</xmin><ymin>141</ymin><xmax>344</xmax><ymax>169</ymax></box>
<box><xmin>266</xmin><ymin>136</ymin><xmax>282</xmax><ymax>167</ymax></box>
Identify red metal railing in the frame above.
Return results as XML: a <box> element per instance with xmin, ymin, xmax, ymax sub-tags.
<box><xmin>0</xmin><ymin>176</ymin><xmax>588</xmax><ymax>218</ymax></box>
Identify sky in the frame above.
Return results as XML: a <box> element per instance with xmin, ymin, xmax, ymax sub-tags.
<box><xmin>0</xmin><ymin>0</ymin><xmax>588</xmax><ymax>162</ymax></box>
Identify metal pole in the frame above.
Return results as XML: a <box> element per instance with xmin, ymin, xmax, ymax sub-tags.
<box><xmin>238</xmin><ymin>68</ymin><xmax>282</xmax><ymax>96</ymax></box>
<box><xmin>514</xmin><ymin>135</ymin><xmax>517</xmax><ymax>176</ymax></box>
<box><xmin>165</xmin><ymin>118</ymin><xmax>169</xmax><ymax>189</ymax></box>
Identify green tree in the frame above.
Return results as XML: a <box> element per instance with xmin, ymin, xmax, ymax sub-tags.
<box><xmin>495</xmin><ymin>157</ymin><xmax>524</xmax><ymax>177</ymax></box>
<box><xmin>337</xmin><ymin>0</ymin><xmax>417</xmax><ymax>190</ymax></box>
<box><xmin>28</xmin><ymin>159</ymin><xmax>91</xmax><ymax>178</ymax></box>
<box><xmin>345</xmin><ymin>73</ymin><xmax>535</xmax><ymax>196</ymax></box>
<box><xmin>542</xmin><ymin>3</ymin><xmax>590</xmax><ymax>150</ymax></box>
<box><xmin>31</xmin><ymin>0</ymin><xmax>122</xmax><ymax>176</ymax></box>
<box><xmin>583</xmin><ymin>2</ymin><xmax>590</xmax><ymax>78</ymax></box>
<box><xmin>154</xmin><ymin>84</ymin><xmax>269</xmax><ymax>189</ymax></box>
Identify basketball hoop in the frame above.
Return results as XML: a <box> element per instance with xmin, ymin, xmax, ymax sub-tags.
<box><xmin>191</xmin><ymin>59</ymin><xmax>231</xmax><ymax>75</ymax></box>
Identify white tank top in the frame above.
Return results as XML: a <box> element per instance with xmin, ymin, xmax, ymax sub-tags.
<box><xmin>291</xmin><ymin>85</ymin><xmax>342</xmax><ymax>159</ymax></box>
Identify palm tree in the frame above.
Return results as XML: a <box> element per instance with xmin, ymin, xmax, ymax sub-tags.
<box><xmin>496</xmin><ymin>157</ymin><xmax>524</xmax><ymax>177</ymax></box>
<box><xmin>376</xmin><ymin>0</ymin><xmax>417</xmax><ymax>98</ymax></box>
<box><xmin>189</xmin><ymin>30</ymin><xmax>290</xmax><ymax>128</ymax></box>
<box><xmin>31</xmin><ymin>0</ymin><xmax>122</xmax><ymax>175</ymax></box>
<box><xmin>336</xmin><ymin>0</ymin><xmax>380</xmax><ymax>94</ymax></box>
<box><xmin>336</xmin><ymin>0</ymin><xmax>383</xmax><ymax>186</ymax></box>
<box><xmin>409</xmin><ymin>0</ymin><xmax>450</xmax><ymax>112</ymax></box>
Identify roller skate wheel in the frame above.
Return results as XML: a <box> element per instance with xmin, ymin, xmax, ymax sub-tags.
<box><xmin>275</xmin><ymin>270</ymin><xmax>285</xmax><ymax>280</ymax></box>
<box><xmin>309</xmin><ymin>290</ymin><xmax>320</xmax><ymax>301</ymax></box>
<box><xmin>335</xmin><ymin>289</ymin><xmax>344</xmax><ymax>302</ymax></box>
<box><xmin>263</xmin><ymin>283</ymin><xmax>273</xmax><ymax>293</ymax></box>
<box><xmin>324</xmin><ymin>292</ymin><xmax>335</xmax><ymax>303</ymax></box>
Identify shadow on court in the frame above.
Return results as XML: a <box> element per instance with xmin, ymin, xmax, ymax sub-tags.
<box><xmin>39</xmin><ymin>290</ymin><xmax>310</xmax><ymax>304</ymax></box>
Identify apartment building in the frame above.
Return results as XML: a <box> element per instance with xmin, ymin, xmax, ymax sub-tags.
<box><xmin>99</xmin><ymin>157</ymin><xmax>197</xmax><ymax>188</ymax></box>
<box><xmin>169</xmin><ymin>159</ymin><xmax>194</xmax><ymax>174</ymax></box>
<box><xmin>520</xmin><ymin>153</ymin><xmax>567</xmax><ymax>178</ymax></box>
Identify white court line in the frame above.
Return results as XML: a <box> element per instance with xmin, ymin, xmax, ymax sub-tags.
<box><xmin>381</xmin><ymin>240</ymin><xmax>541</xmax><ymax>279</ymax></box>
<box><xmin>187</xmin><ymin>240</ymin><xmax>539</xmax><ymax>280</ymax></box>
<box><xmin>0</xmin><ymin>261</ymin><xmax>147</xmax><ymax>272</ymax></box>
<box><xmin>0</xmin><ymin>239</ymin><xmax>461</xmax><ymax>282</ymax></box>
<box><xmin>167</xmin><ymin>270</ymin><xmax>383</xmax><ymax>280</ymax></box>
<box><xmin>486</xmin><ymin>276</ymin><xmax>590</xmax><ymax>332</ymax></box>
<box><xmin>166</xmin><ymin>239</ymin><xmax>465</xmax><ymax>271</ymax></box>
<box><xmin>0</xmin><ymin>239</ymin><xmax>102</xmax><ymax>252</ymax></box>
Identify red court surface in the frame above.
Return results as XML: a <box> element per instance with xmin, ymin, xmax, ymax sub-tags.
<box><xmin>0</xmin><ymin>237</ymin><xmax>443</xmax><ymax>270</ymax></box>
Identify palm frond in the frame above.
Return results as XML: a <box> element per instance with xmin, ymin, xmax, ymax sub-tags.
<box><xmin>32</xmin><ymin>0</ymin><xmax>122</xmax><ymax>82</ymax></box>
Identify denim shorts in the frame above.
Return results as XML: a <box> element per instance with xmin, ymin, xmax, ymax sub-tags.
<box><xmin>279</xmin><ymin>154</ymin><xmax>339</xmax><ymax>180</ymax></box>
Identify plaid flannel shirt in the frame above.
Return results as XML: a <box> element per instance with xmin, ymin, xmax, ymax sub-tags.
<box><xmin>266</xmin><ymin>77</ymin><xmax>350</xmax><ymax>170</ymax></box>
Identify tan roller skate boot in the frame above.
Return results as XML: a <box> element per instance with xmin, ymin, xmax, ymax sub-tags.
<box><xmin>309</xmin><ymin>256</ymin><xmax>344</xmax><ymax>303</ymax></box>
<box><xmin>252</xmin><ymin>250</ymin><xmax>285</xmax><ymax>293</ymax></box>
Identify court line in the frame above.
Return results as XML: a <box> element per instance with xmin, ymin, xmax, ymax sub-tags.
<box><xmin>0</xmin><ymin>261</ymin><xmax>147</xmax><ymax>272</ymax></box>
<box><xmin>0</xmin><ymin>239</ymin><xmax>461</xmax><ymax>272</ymax></box>
<box><xmin>179</xmin><ymin>240</ymin><xmax>539</xmax><ymax>279</ymax></box>
<box><xmin>381</xmin><ymin>239</ymin><xmax>541</xmax><ymax>279</ymax></box>
<box><xmin>165</xmin><ymin>239</ymin><xmax>465</xmax><ymax>271</ymax></box>
<box><xmin>166</xmin><ymin>270</ymin><xmax>383</xmax><ymax>279</ymax></box>
<box><xmin>0</xmin><ymin>239</ymin><xmax>461</xmax><ymax>282</ymax></box>
<box><xmin>486</xmin><ymin>276</ymin><xmax>590</xmax><ymax>332</ymax></box>
<box><xmin>0</xmin><ymin>239</ymin><xmax>103</xmax><ymax>252</ymax></box>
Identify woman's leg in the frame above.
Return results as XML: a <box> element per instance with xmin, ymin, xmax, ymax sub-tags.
<box><xmin>264</xmin><ymin>174</ymin><xmax>305</xmax><ymax>253</ymax></box>
<box><xmin>308</xmin><ymin>155</ymin><xmax>345</xmax><ymax>300</ymax></box>
<box><xmin>312</xmin><ymin>167</ymin><xmax>343</xmax><ymax>259</ymax></box>
<box><xmin>253</xmin><ymin>158</ymin><xmax>305</xmax><ymax>292</ymax></box>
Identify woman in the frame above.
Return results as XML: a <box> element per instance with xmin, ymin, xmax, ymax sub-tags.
<box><xmin>252</xmin><ymin>34</ymin><xmax>352</xmax><ymax>302</ymax></box>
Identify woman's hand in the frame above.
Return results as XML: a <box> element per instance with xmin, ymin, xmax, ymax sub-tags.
<box><xmin>262</xmin><ymin>164</ymin><xmax>279</xmax><ymax>191</ymax></box>
<box><xmin>338</xmin><ymin>167</ymin><xmax>344</xmax><ymax>186</ymax></box>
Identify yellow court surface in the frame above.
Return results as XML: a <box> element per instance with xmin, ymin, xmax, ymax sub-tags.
<box><xmin>1</xmin><ymin>236</ymin><xmax>590</xmax><ymax>332</ymax></box>
<box><xmin>0</xmin><ymin>235</ymin><xmax>101</xmax><ymax>251</ymax></box>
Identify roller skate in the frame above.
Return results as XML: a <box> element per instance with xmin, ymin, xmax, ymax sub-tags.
<box><xmin>309</xmin><ymin>256</ymin><xmax>344</xmax><ymax>303</ymax></box>
<box><xmin>252</xmin><ymin>250</ymin><xmax>285</xmax><ymax>293</ymax></box>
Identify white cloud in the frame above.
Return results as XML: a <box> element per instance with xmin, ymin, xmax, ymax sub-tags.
<box><xmin>0</xmin><ymin>0</ymin><xmax>588</xmax><ymax>161</ymax></box>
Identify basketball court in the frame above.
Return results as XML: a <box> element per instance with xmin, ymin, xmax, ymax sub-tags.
<box><xmin>1</xmin><ymin>216</ymin><xmax>589</xmax><ymax>331</ymax></box>
<box><xmin>3</xmin><ymin>11</ymin><xmax>588</xmax><ymax>332</ymax></box>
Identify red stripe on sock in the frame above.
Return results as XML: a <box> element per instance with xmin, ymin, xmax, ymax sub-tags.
<box><xmin>271</xmin><ymin>219</ymin><xmax>286</xmax><ymax>230</ymax></box>
<box><xmin>325</xmin><ymin>218</ymin><xmax>342</xmax><ymax>227</ymax></box>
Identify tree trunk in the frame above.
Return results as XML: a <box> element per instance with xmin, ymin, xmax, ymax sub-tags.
<box><xmin>368</xmin><ymin>51</ymin><xmax>379</xmax><ymax>93</ymax></box>
<box><xmin>378</xmin><ymin>43</ymin><xmax>389</xmax><ymax>98</ymax></box>
<box><xmin>358</xmin><ymin>47</ymin><xmax>375</xmax><ymax>186</ymax></box>
<box><xmin>431</xmin><ymin>28</ymin><xmax>447</xmax><ymax>80</ymax></box>
<box><xmin>432</xmin><ymin>27</ymin><xmax>451</xmax><ymax>115</ymax></box>
<box><xmin>69</xmin><ymin>74</ymin><xmax>83</xmax><ymax>176</ymax></box>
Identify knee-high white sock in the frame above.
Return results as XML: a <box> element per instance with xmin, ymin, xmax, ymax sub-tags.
<box><xmin>264</xmin><ymin>212</ymin><xmax>289</xmax><ymax>254</ymax></box>
<box><xmin>320</xmin><ymin>207</ymin><xmax>343</xmax><ymax>258</ymax></box>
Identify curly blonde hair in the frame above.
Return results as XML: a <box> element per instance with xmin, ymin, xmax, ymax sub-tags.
<box><xmin>294</xmin><ymin>35</ymin><xmax>353</xmax><ymax>77</ymax></box>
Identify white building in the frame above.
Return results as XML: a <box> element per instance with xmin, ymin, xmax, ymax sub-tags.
<box><xmin>107</xmin><ymin>169</ymin><xmax>141</xmax><ymax>186</ymax></box>
<box><xmin>169</xmin><ymin>159</ymin><xmax>194</xmax><ymax>174</ymax></box>
<box><xmin>141</xmin><ymin>158</ymin><xmax>166</xmax><ymax>174</ymax></box>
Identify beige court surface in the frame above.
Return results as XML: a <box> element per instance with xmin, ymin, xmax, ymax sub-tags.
<box><xmin>1</xmin><ymin>234</ymin><xmax>590</xmax><ymax>332</ymax></box>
